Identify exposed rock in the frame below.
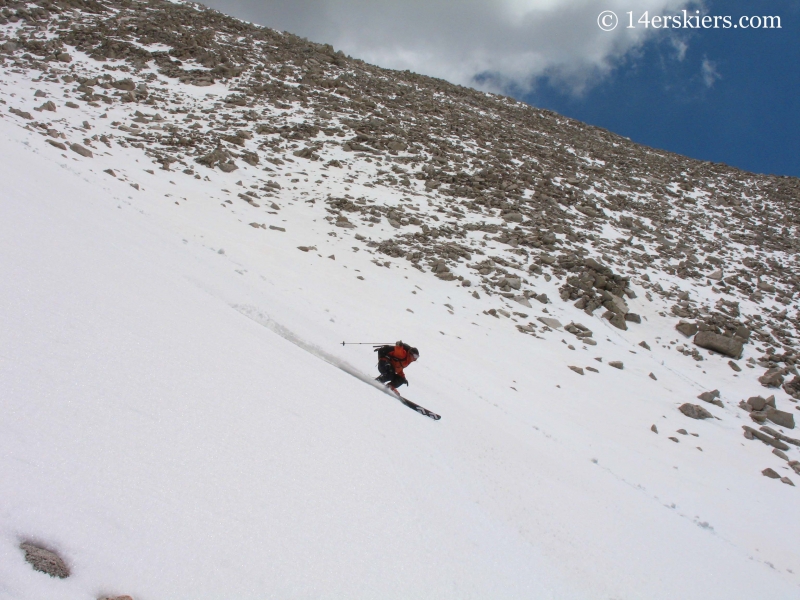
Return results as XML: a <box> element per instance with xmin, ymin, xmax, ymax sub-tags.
<box><xmin>728</xmin><ymin>360</ymin><xmax>742</xmax><ymax>372</ymax></box>
<box><xmin>20</xmin><ymin>542</ymin><xmax>70</xmax><ymax>579</ymax></box>
<box><xmin>651</xmin><ymin>424</ymin><xmax>658</xmax><ymax>433</ymax></box>
<box><xmin>759</xmin><ymin>368</ymin><xmax>785</xmax><ymax>388</ymax></box>
<box><xmin>697</xmin><ymin>390</ymin><xmax>723</xmax><ymax>408</ymax></box>
<box><xmin>765</xmin><ymin>407</ymin><xmax>795</xmax><ymax>429</ymax></box>
<box><xmin>742</xmin><ymin>425</ymin><xmax>790</xmax><ymax>451</ymax></box>
<box><xmin>69</xmin><ymin>143</ymin><xmax>93</xmax><ymax>158</ymax></box>
<box><xmin>537</xmin><ymin>317</ymin><xmax>562</xmax><ymax>329</ymax></box>
<box><xmin>676</xmin><ymin>321</ymin><xmax>698</xmax><ymax>337</ymax></box>
<box><xmin>773</xmin><ymin>448</ymin><xmax>789</xmax><ymax>461</ymax></box>
<box><xmin>762</xmin><ymin>468</ymin><xmax>780</xmax><ymax>479</ymax></box>
<box><xmin>693</xmin><ymin>330</ymin><xmax>743</xmax><ymax>359</ymax></box>
<box><xmin>608</xmin><ymin>361</ymin><xmax>623</xmax><ymax>370</ymax></box>
<box><xmin>568</xmin><ymin>365</ymin><xmax>584</xmax><ymax>375</ymax></box>
<box><xmin>747</xmin><ymin>396</ymin><xmax>768</xmax><ymax>411</ymax></box>
<box><xmin>784</xmin><ymin>376</ymin><xmax>800</xmax><ymax>399</ymax></box>
<box><xmin>679</xmin><ymin>403</ymin><xmax>713</xmax><ymax>420</ymax></box>
<box><xmin>760</xmin><ymin>425</ymin><xmax>800</xmax><ymax>447</ymax></box>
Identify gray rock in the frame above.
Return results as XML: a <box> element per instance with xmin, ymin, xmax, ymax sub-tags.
<box><xmin>728</xmin><ymin>360</ymin><xmax>742</xmax><ymax>372</ymax></box>
<box><xmin>757</xmin><ymin>279</ymin><xmax>776</xmax><ymax>293</ymax></box>
<box><xmin>760</xmin><ymin>425</ymin><xmax>800</xmax><ymax>446</ymax></box>
<box><xmin>651</xmin><ymin>424</ymin><xmax>658</xmax><ymax>433</ymax></box>
<box><xmin>676</xmin><ymin>321</ymin><xmax>698</xmax><ymax>337</ymax></box>
<box><xmin>742</xmin><ymin>426</ymin><xmax>790</xmax><ymax>451</ymax></box>
<box><xmin>608</xmin><ymin>361</ymin><xmax>623</xmax><ymax>370</ymax></box>
<box><xmin>537</xmin><ymin>316</ymin><xmax>562</xmax><ymax>329</ymax></box>
<box><xmin>69</xmin><ymin>143</ymin><xmax>93</xmax><ymax>158</ymax></box>
<box><xmin>762</xmin><ymin>468</ymin><xmax>780</xmax><ymax>479</ymax></box>
<box><xmin>604</xmin><ymin>311</ymin><xmax>627</xmax><ymax>330</ymax></box>
<box><xmin>610</xmin><ymin>294</ymin><xmax>629</xmax><ymax>315</ymax></box>
<box><xmin>697</xmin><ymin>390</ymin><xmax>723</xmax><ymax>408</ymax></box>
<box><xmin>679</xmin><ymin>403</ymin><xmax>713</xmax><ymax>420</ymax></box>
<box><xmin>513</xmin><ymin>296</ymin><xmax>532</xmax><ymax>308</ymax></box>
<box><xmin>693</xmin><ymin>330</ymin><xmax>743</xmax><ymax>359</ymax></box>
<box><xmin>759</xmin><ymin>368</ymin><xmax>785</xmax><ymax>388</ymax></box>
<box><xmin>111</xmin><ymin>79</ymin><xmax>136</xmax><ymax>91</ymax></box>
<box><xmin>20</xmin><ymin>542</ymin><xmax>70</xmax><ymax>578</ymax></box>
<box><xmin>765</xmin><ymin>407</ymin><xmax>795</xmax><ymax>429</ymax></box>
<box><xmin>773</xmin><ymin>448</ymin><xmax>789</xmax><ymax>461</ymax></box>
<box><xmin>625</xmin><ymin>312</ymin><xmax>641</xmax><ymax>323</ymax></box>
<box><xmin>568</xmin><ymin>365</ymin><xmax>584</xmax><ymax>375</ymax></box>
<box><xmin>780</xmin><ymin>477</ymin><xmax>795</xmax><ymax>486</ymax></box>
<box><xmin>584</xmin><ymin>257</ymin><xmax>605</xmax><ymax>270</ymax></box>
<box><xmin>747</xmin><ymin>396</ymin><xmax>767</xmax><ymax>411</ymax></box>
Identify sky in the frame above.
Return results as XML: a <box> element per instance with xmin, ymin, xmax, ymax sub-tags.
<box><xmin>203</xmin><ymin>0</ymin><xmax>799</xmax><ymax>178</ymax></box>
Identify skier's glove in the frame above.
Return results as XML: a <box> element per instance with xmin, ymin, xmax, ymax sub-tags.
<box><xmin>400</xmin><ymin>377</ymin><xmax>409</xmax><ymax>387</ymax></box>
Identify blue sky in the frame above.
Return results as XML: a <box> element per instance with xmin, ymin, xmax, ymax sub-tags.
<box><xmin>210</xmin><ymin>0</ymin><xmax>798</xmax><ymax>178</ymax></box>
<box><xmin>524</xmin><ymin>1</ymin><xmax>799</xmax><ymax>177</ymax></box>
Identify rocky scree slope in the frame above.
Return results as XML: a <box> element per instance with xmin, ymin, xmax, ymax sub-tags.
<box><xmin>2</xmin><ymin>0</ymin><xmax>800</xmax><ymax>480</ymax></box>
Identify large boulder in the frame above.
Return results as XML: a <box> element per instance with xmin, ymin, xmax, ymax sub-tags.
<box><xmin>766</xmin><ymin>407</ymin><xmax>795</xmax><ymax>429</ymax></box>
<box><xmin>693</xmin><ymin>331</ymin><xmax>743</xmax><ymax>359</ymax></box>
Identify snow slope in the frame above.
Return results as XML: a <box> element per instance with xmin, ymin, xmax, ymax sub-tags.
<box><xmin>1</xmin><ymin>93</ymin><xmax>799</xmax><ymax>599</ymax></box>
<box><xmin>0</xmin><ymin>1</ymin><xmax>799</xmax><ymax>595</ymax></box>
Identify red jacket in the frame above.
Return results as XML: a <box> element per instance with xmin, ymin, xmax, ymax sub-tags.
<box><xmin>382</xmin><ymin>343</ymin><xmax>415</xmax><ymax>377</ymax></box>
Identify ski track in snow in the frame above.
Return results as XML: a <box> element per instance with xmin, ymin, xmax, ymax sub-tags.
<box><xmin>232</xmin><ymin>303</ymin><xmax>390</xmax><ymax>396</ymax></box>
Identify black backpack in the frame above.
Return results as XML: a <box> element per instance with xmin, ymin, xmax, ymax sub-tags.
<box><xmin>375</xmin><ymin>345</ymin><xmax>393</xmax><ymax>359</ymax></box>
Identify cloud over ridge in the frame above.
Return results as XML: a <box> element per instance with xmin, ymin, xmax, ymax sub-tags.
<box><xmin>207</xmin><ymin>0</ymin><xmax>700</xmax><ymax>94</ymax></box>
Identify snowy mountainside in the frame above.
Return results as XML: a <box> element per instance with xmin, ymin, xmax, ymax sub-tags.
<box><xmin>1</xmin><ymin>0</ymin><xmax>800</xmax><ymax>598</ymax></box>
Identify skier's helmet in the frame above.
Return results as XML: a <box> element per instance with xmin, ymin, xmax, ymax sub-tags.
<box><xmin>410</xmin><ymin>347</ymin><xmax>420</xmax><ymax>360</ymax></box>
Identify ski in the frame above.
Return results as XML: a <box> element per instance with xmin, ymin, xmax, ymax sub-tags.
<box><xmin>388</xmin><ymin>387</ymin><xmax>441</xmax><ymax>420</ymax></box>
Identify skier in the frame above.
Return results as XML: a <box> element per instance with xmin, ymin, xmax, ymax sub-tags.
<box><xmin>375</xmin><ymin>341</ymin><xmax>419</xmax><ymax>390</ymax></box>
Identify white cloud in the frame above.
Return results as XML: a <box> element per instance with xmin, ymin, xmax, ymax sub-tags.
<box><xmin>670</xmin><ymin>37</ymin><xmax>689</xmax><ymax>61</ymax></box>
<box><xmin>206</xmin><ymin>0</ymin><xmax>703</xmax><ymax>95</ymax></box>
<box><xmin>701</xmin><ymin>56</ymin><xmax>720</xmax><ymax>87</ymax></box>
